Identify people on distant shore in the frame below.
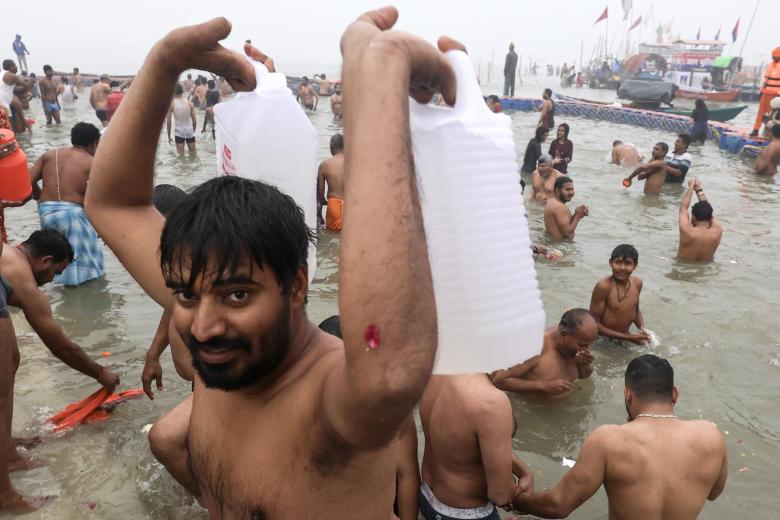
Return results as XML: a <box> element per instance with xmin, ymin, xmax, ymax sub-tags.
<box><xmin>317</xmin><ymin>133</ymin><xmax>345</xmax><ymax>231</ymax></box>
<box><xmin>611</xmin><ymin>140</ymin><xmax>643</xmax><ymax>167</ymax></box>
<box><xmin>493</xmin><ymin>308</ymin><xmax>597</xmax><ymax>399</ymax></box>
<box><xmin>28</xmin><ymin>122</ymin><xmax>105</xmax><ymax>285</ymax></box>
<box><xmin>511</xmin><ymin>354</ymin><xmax>727</xmax><ymax>519</ymax></box>
<box><xmin>623</xmin><ymin>142</ymin><xmax>671</xmax><ymax>194</ymax></box>
<box><xmin>544</xmin><ymin>176</ymin><xmax>587</xmax><ymax>240</ymax></box>
<box><xmin>166</xmin><ymin>83</ymin><xmax>196</xmax><ymax>156</ymax></box>
<box><xmin>531</xmin><ymin>154</ymin><xmax>563</xmax><ymax>202</ymax></box>
<box><xmin>548</xmin><ymin>122</ymin><xmax>573</xmax><ymax>173</ymax></box>
<box><xmin>755</xmin><ymin>123</ymin><xmax>780</xmax><ymax>175</ymax></box>
<box><xmin>678</xmin><ymin>178</ymin><xmax>722</xmax><ymax>262</ymax></box>
<box><xmin>521</xmin><ymin>126</ymin><xmax>549</xmax><ymax>173</ymax></box>
<box><xmin>589</xmin><ymin>244</ymin><xmax>649</xmax><ymax>345</ymax></box>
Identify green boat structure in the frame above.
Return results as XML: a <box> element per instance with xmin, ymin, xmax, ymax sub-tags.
<box><xmin>555</xmin><ymin>94</ymin><xmax>747</xmax><ymax>122</ymax></box>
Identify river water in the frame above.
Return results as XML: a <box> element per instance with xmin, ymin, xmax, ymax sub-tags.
<box><xmin>4</xmin><ymin>75</ymin><xmax>778</xmax><ymax>519</ymax></box>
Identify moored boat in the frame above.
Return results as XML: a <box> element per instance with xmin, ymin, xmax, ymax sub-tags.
<box><xmin>676</xmin><ymin>87</ymin><xmax>740</xmax><ymax>102</ymax></box>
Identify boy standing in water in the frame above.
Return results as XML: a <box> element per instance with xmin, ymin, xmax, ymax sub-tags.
<box><xmin>589</xmin><ymin>244</ymin><xmax>650</xmax><ymax>345</ymax></box>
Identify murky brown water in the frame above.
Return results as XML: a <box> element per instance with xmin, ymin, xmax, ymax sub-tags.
<box><xmin>4</xmin><ymin>75</ymin><xmax>778</xmax><ymax>519</ymax></box>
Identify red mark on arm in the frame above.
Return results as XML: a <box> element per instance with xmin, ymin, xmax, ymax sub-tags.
<box><xmin>364</xmin><ymin>325</ymin><xmax>380</xmax><ymax>350</ymax></box>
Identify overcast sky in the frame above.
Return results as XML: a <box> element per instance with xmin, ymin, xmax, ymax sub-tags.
<box><xmin>5</xmin><ymin>0</ymin><xmax>776</xmax><ymax>77</ymax></box>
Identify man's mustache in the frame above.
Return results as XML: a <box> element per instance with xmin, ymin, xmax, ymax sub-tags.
<box><xmin>187</xmin><ymin>336</ymin><xmax>252</xmax><ymax>353</ymax></box>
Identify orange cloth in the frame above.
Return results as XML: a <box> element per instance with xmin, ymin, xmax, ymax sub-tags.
<box><xmin>755</xmin><ymin>60</ymin><xmax>780</xmax><ymax>130</ymax></box>
<box><xmin>326</xmin><ymin>197</ymin><xmax>343</xmax><ymax>231</ymax></box>
<box><xmin>48</xmin><ymin>388</ymin><xmax>145</xmax><ymax>432</ymax></box>
<box><xmin>754</xmin><ymin>92</ymin><xmax>777</xmax><ymax>130</ymax></box>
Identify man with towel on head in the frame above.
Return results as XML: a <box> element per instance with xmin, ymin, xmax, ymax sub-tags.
<box><xmin>28</xmin><ymin>122</ymin><xmax>104</xmax><ymax>285</ymax></box>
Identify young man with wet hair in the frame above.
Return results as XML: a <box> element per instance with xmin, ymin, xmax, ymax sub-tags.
<box><xmin>86</xmin><ymin>10</ymin><xmax>458</xmax><ymax>517</ymax></box>
<box><xmin>493</xmin><ymin>308</ymin><xmax>597</xmax><ymax>398</ymax></box>
<box><xmin>678</xmin><ymin>177</ymin><xmax>722</xmax><ymax>262</ymax></box>
<box><xmin>544</xmin><ymin>176</ymin><xmax>588</xmax><ymax>239</ymax></box>
<box><xmin>664</xmin><ymin>133</ymin><xmax>692</xmax><ymax>183</ymax></box>
<box><xmin>511</xmin><ymin>354</ymin><xmax>728</xmax><ymax>519</ymax></box>
<box><xmin>623</xmin><ymin>142</ymin><xmax>669</xmax><ymax>194</ymax></box>
<box><xmin>538</xmin><ymin>88</ymin><xmax>555</xmax><ymax>130</ymax></box>
<box><xmin>589</xmin><ymin>244</ymin><xmax>649</xmax><ymax>345</ymax></box>
<box><xmin>38</xmin><ymin>65</ymin><xmax>61</xmax><ymax>125</ymax></box>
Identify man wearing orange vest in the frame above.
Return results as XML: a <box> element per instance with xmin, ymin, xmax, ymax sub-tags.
<box><xmin>750</xmin><ymin>47</ymin><xmax>780</xmax><ymax>137</ymax></box>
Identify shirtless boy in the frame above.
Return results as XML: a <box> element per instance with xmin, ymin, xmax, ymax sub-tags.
<box><xmin>330</xmin><ymin>82</ymin><xmax>343</xmax><ymax>119</ymax></box>
<box><xmin>755</xmin><ymin>124</ymin><xmax>780</xmax><ymax>175</ymax></box>
<box><xmin>531</xmin><ymin>154</ymin><xmax>563</xmax><ymax>202</ymax></box>
<box><xmin>611</xmin><ymin>140</ymin><xmax>643</xmax><ymax>167</ymax></box>
<box><xmin>419</xmin><ymin>374</ymin><xmax>533</xmax><ymax>520</ymax></box>
<box><xmin>511</xmin><ymin>354</ymin><xmax>728</xmax><ymax>519</ymax></box>
<box><xmin>38</xmin><ymin>65</ymin><xmax>61</xmax><ymax>125</ymax></box>
<box><xmin>622</xmin><ymin>142</ymin><xmax>670</xmax><ymax>194</ymax></box>
<box><xmin>89</xmin><ymin>74</ymin><xmax>111</xmax><ymax>126</ymax></box>
<box><xmin>678</xmin><ymin>178</ymin><xmax>722</xmax><ymax>262</ymax></box>
<box><xmin>589</xmin><ymin>244</ymin><xmax>650</xmax><ymax>345</ymax></box>
<box><xmin>317</xmin><ymin>133</ymin><xmax>345</xmax><ymax>231</ymax></box>
<box><xmin>544</xmin><ymin>176</ymin><xmax>588</xmax><ymax>240</ymax></box>
<box><xmin>86</xmin><ymin>11</ymin><xmax>458</xmax><ymax>517</ymax></box>
<box><xmin>493</xmin><ymin>309</ymin><xmax>597</xmax><ymax>399</ymax></box>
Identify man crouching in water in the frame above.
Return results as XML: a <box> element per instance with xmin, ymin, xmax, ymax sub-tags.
<box><xmin>86</xmin><ymin>10</ymin><xmax>462</xmax><ymax>518</ymax></box>
<box><xmin>511</xmin><ymin>354</ymin><xmax>728</xmax><ymax>519</ymax></box>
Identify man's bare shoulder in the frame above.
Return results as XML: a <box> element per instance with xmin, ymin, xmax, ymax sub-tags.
<box><xmin>584</xmin><ymin>424</ymin><xmax>624</xmax><ymax>452</ymax></box>
<box><xmin>464</xmin><ymin>383</ymin><xmax>511</xmax><ymax>421</ymax></box>
<box><xmin>593</xmin><ymin>276</ymin><xmax>613</xmax><ymax>291</ymax></box>
<box><xmin>630</xmin><ymin>275</ymin><xmax>643</xmax><ymax>289</ymax></box>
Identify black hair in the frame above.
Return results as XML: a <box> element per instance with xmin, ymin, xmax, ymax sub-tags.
<box><xmin>153</xmin><ymin>184</ymin><xmax>187</xmax><ymax>218</ymax></box>
<box><xmin>175</xmin><ymin>83</ymin><xmax>184</xmax><ymax>95</ymax></box>
<box><xmin>613</xmin><ymin>140</ymin><xmax>623</xmax><ymax>147</ymax></box>
<box><xmin>559</xmin><ymin>308</ymin><xmax>592</xmax><ymax>335</ymax></box>
<box><xmin>656</xmin><ymin>142</ymin><xmax>669</xmax><ymax>154</ymax></box>
<box><xmin>22</xmin><ymin>229</ymin><xmax>74</xmax><ymax>263</ymax></box>
<box><xmin>73</xmin><ymin>67</ymin><xmax>79</xmax><ymax>73</ymax></box>
<box><xmin>543</xmin><ymin>88</ymin><xmax>553</xmax><ymax>96</ymax></box>
<box><xmin>62</xmin><ymin>77</ymin><xmax>69</xmax><ymax>85</ymax></box>
<box><xmin>70</xmin><ymin>122</ymin><xmax>101</xmax><ymax>148</ymax></box>
<box><xmin>693</xmin><ymin>99</ymin><xmax>709</xmax><ymax>119</ymax></box>
<box><xmin>29</xmin><ymin>73</ymin><xmax>36</xmax><ymax>78</ymax></box>
<box><xmin>109</xmin><ymin>80</ymin><xmax>120</xmax><ymax>88</ymax></box>
<box><xmin>534</xmin><ymin>126</ymin><xmax>548</xmax><ymax>141</ymax></box>
<box><xmin>625</xmin><ymin>354</ymin><xmax>674</xmax><ymax>402</ymax></box>
<box><xmin>677</xmin><ymin>133</ymin><xmax>691</xmax><ymax>149</ymax></box>
<box><xmin>772</xmin><ymin>124</ymin><xmax>780</xmax><ymax>138</ymax></box>
<box><xmin>330</xmin><ymin>133</ymin><xmax>344</xmax><ymax>154</ymax></box>
<box><xmin>554</xmin><ymin>175</ymin><xmax>573</xmax><ymax>191</ymax></box>
<box><xmin>43</xmin><ymin>64</ymin><xmax>53</xmax><ymax>73</ymax></box>
<box><xmin>160</xmin><ymin>176</ymin><xmax>315</xmax><ymax>294</ymax></box>
<box><xmin>558</xmin><ymin>122</ymin><xmax>570</xmax><ymax>139</ymax></box>
<box><xmin>207</xmin><ymin>79</ymin><xmax>215</xmax><ymax>89</ymax></box>
<box><xmin>691</xmin><ymin>200</ymin><xmax>713</xmax><ymax>221</ymax></box>
<box><xmin>610</xmin><ymin>243</ymin><xmax>639</xmax><ymax>263</ymax></box>
<box><xmin>2</xmin><ymin>59</ymin><xmax>14</xmax><ymax>71</ymax></box>
<box><xmin>318</xmin><ymin>315</ymin><xmax>342</xmax><ymax>339</ymax></box>
<box><xmin>186</xmin><ymin>73</ymin><xmax>192</xmax><ymax>79</ymax></box>
<box><xmin>488</xmin><ymin>94</ymin><xmax>500</xmax><ymax>103</ymax></box>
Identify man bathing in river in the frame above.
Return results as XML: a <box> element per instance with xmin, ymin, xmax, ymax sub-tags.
<box><xmin>0</xmin><ymin>230</ymin><xmax>119</xmax><ymax>513</ymax></box>
<box><xmin>38</xmin><ymin>65</ymin><xmax>61</xmax><ymax>125</ymax></box>
<box><xmin>611</xmin><ymin>140</ymin><xmax>643</xmax><ymax>167</ymax></box>
<box><xmin>317</xmin><ymin>133</ymin><xmax>345</xmax><ymax>231</ymax></box>
<box><xmin>755</xmin><ymin>124</ymin><xmax>780</xmax><ymax>175</ymax></box>
<box><xmin>531</xmin><ymin>154</ymin><xmax>562</xmax><ymax>202</ymax></box>
<box><xmin>544</xmin><ymin>176</ymin><xmax>588</xmax><ymax>240</ymax></box>
<box><xmin>589</xmin><ymin>244</ymin><xmax>650</xmax><ymax>345</ymax></box>
<box><xmin>493</xmin><ymin>309</ymin><xmax>597</xmax><ymax>399</ymax></box>
<box><xmin>511</xmin><ymin>354</ymin><xmax>728</xmax><ymax>519</ymax></box>
<box><xmin>86</xmin><ymin>10</ymin><xmax>457</xmax><ymax>517</ymax></box>
<box><xmin>623</xmin><ymin>142</ymin><xmax>674</xmax><ymax>194</ymax></box>
<box><xmin>678</xmin><ymin>178</ymin><xmax>722</xmax><ymax>262</ymax></box>
<box><xmin>419</xmin><ymin>373</ymin><xmax>533</xmax><ymax>520</ymax></box>
<box><xmin>330</xmin><ymin>82</ymin><xmax>343</xmax><ymax>119</ymax></box>
<box><xmin>89</xmin><ymin>74</ymin><xmax>111</xmax><ymax>126</ymax></box>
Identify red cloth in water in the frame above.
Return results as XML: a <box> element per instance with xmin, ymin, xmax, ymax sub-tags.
<box><xmin>48</xmin><ymin>388</ymin><xmax>144</xmax><ymax>432</ymax></box>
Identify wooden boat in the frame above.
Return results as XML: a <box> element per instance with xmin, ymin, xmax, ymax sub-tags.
<box><xmin>676</xmin><ymin>87</ymin><xmax>739</xmax><ymax>102</ymax></box>
<box><xmin>652</xmin><ymin>105</ymin><xmax>747</xmax><ymax>122</ymax></box>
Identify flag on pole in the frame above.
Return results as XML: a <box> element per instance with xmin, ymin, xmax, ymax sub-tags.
<box><xmin>629</xmin><ymin>16</ymin><xmax>642</xmax><ymax>31</ymax></box>
<box><xmin>731</xmin><ymin>18</ymin><xmax>740</xmax><ymax>42</ymax></box>
<box><xmin>622</xmin><ymin>0</ymin><xmax>632</xmax><ymax>20</ymax></box>
<box><xmin>696</xmin><ymin>27</ymin><xmax>701</xmax><ymax>40</ymax></box>
<box><xmin>594</xmin><ymin>6</ymin><xmax>608</xmax><ymax>26</ymax></box>
<box><xmin>714</xmin><ymin>27</ymin><xmax>721</xmax><ymax>40</ymax></box>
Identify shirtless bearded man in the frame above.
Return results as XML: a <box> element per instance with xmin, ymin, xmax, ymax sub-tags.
<box><xmin>85</xmin><ymin>11</ymin><xmax>461</xmax><ymax>518</ymax></box>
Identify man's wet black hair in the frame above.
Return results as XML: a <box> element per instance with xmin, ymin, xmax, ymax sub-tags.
<box><xmin>610</xmin><ymin>243</ymin><xmax>638</xmax><ymax>263</ymax></box>
<box><xmin>488</xmin><ymin>94</ymin><xmax>500</xmax><ymax>103</ymax></box>
<box><xmin>554</xmin><ymin>175</ymin><xmax>573</xmax><ymax>191</ymax></box>
<box><xmin>318</xmin><ymin>315</ymin><xmax>342</xmax><ymax>339</ymax></box>
<box><xmin>656</xmin><ymin>142</ymin><xmax>669</xmax><ymax>154</ymax></box>
<box><xmin>160</xmin><ymin>176</ymin><xmax>315</xmax><ymax>293</ymax></box>
<box><xmin>534</xmin><ymin>126</ymin><xmax>548</xmax><ymax>141</ymax></box>
<box><xmin>2</xmin><ymin>60</ymin><xmax>14</xmax><ymax>71</ymax></box>
<box><xmin>772</xmin><ymin>124</ymin><xmax>780</xmax><ymax>138</ymax></box>
<box><xmin>330</xmin><ymin>133</ymin><xmax>343</xmax><ymax>154</ymax></box>
<box><xmin>175</xmin><ymin>83</ymin><xmax>184</xmax><ymax>95</ymax></box>
<box><xmin>691</xmin><ymin>200</ymin><xmax>713</xmax><ymax>221</ymax></box>
<box><xmin>153</xmin><ymin>184</ymin><xmax>187</xmax><ymax>218</ymax></box>
<box><xmin>613</xmin><ymin>140</ymin><xmax>622</xmax><ymax>147</ymax></box>
<box><xmin>207</xmin><ymin>79</ymin><xmax>216</xmax><ymax>89</ymax></box>
<box><xmin>43</xmin><ymin>64</ymin><xmax>53</xmax><ymax>73</ymax></box>
<box><xmin>559</xmin><ymin>308</ymin><xmax>592</xmax><ymax>335</ymax></box>
<box><xmin>22</xmin><ymin>229</ymin><xmax>74</xmax><ymax>263</ymax></box>
<box><xmin>70</xmin><ymin>122</ymin><xmax>100</xmax><ymax>148</ymax></box>
<box><xmin>677</xmin><ymin>133</ymin><xmax>691</xmax><ymax>149</ymax></box>
<box><xmin>625</xmin><ymin>354</ymin><xmax>674</xmax><ymax>402</ymax></box>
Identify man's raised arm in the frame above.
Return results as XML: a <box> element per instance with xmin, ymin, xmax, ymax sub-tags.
<box><xmin>323</xmin><ymin>7</ymin><xmax>459</xmax><ymax>449</ymax></box>
<box><xmin>85</xmin><ymin>19</ymin><xmax>255</xmax><ymax>307</ymax></box>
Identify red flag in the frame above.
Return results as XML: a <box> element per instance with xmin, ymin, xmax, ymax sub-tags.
<box><xmin>629</xmin><ymin>16</ymin><xmax>642</xmax><ymax>31</ymax></box>
<box><xmin>594</xmin><ymin>6</ymin><xmax>608</xmax><ymax>26</ymax></box>
<box><xmin>732</xmin><ymin>18</ymin><xmax>740</xmax><ymax>43</ymax></box>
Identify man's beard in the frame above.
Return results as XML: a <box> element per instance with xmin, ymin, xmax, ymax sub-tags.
<box><xmin>187</xmin><ymin>303</ymin><xmax>291</xmax><ymax>391</ymax></box>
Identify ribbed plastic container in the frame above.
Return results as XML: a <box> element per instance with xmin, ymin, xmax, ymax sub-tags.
<box><xmin>410</xmin><ymin>50</ymin><xmax>545</xmax><ymax>374</ymax></box>
<box><xmin>0</xmin><ymin>129</ymin><xmax>31</xmax><ymax>202</ymax></box>
<box><xmin>215</xmin><ymin>60</ymin><xmax>317</xmax><ymax>282</ymax></box>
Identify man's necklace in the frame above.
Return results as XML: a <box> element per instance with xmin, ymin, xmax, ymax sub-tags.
<box><xmin>636</xmin><ymin>413</ymin><xmax>677</xmax><ymax>419</ymax></box>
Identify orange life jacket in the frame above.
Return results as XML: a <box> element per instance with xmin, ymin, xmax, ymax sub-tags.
<box><xmin>762</xmin><ymin>60</ymin><xmax>780</xmax><ymax>95</ymax></box>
